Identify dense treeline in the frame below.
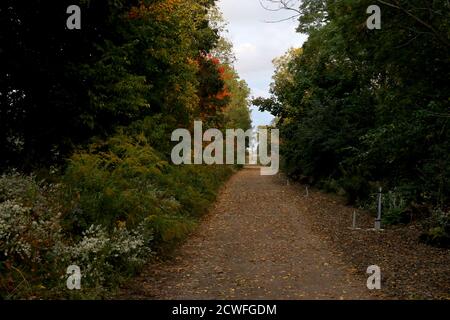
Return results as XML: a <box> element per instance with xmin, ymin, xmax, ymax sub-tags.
<box><xmin>255</xmin><ymin>0</ymin><xmax>449</xmax><ymax>244</ymax></box>
<box><xmin>0</xmin><ymin>0</ymin><xmax>250</xmax><ymax>169</ymax></box>
<box><xmin>0</xmin><ymin>1</ymin><xmax>251</xmax><ymax>298</ymax></box>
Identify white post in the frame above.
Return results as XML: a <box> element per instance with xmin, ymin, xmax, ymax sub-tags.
<box><xmin>375</xmin><ymin>187</ymin><xmax>382</xmax><ymax>230</ymax></box>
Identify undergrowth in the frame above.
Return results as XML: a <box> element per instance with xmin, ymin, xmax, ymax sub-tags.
<box><xmin>0</xmin><ymin>132</ymin><xmax>234</xmax><ymax>299</ymax></box>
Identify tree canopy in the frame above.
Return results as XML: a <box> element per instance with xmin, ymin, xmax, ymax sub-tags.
<box><xmin>0</xmin><ymin>0</ymin><xmax>251</xmax><ymax>170</ymax></box>
<box><xmin>255</xmin><ymin>0</ymin><xmax>450</xmax><ymax>212</ymax></box>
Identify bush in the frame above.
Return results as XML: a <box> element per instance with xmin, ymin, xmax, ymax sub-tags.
<box><xmin>358</xmin><ymin>188</ymin><xmax>409</xmax><ymax>225</ymax></box>
<box><xmin>339</xmin><ymin>175</ymin><xmax>371</xmax><ymax>205</ymax></box>
<box><xmin>381</xmin><ymin>190</ymin><xmax>409</xmax><ymax>225</ymax></box>
<box><xmin>420</xmin><ymin>209</ymin><xmax>450</xmax><ymax>248</ymax></box>
<box><xmin>0</xmin><ymin>173</ymin><xmax>64</xmax><ymax>298</ymax></box>
<box><xmin>0</xmin><ymin>126</ymin><xmax>235</xmax><ymax>299</ymax></box>
<box><xmin>56</xmin><ymin>223</ymin><xmax>152</xmax><ymax>295</ymax></box>
<box><xmin>62</xmin><ymin>133</ymin><xmax>234</xmax><ymax>241</ymax></box>
<box><xmin>0</xmin><ymin>172</ymin><xmax>154</xmax><ymax>299</ymax></box>
<box><xmin>62</xmin><ymin>133</ymin><xmax>172</xmax><ymax>232</ymax></box>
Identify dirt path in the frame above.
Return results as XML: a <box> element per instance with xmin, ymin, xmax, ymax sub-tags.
<box><xmin>119</xmin><ymin>167</ymin><xmax>379</xmax><ymax>300</ymax></box>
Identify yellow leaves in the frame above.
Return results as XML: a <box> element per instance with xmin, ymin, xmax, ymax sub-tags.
<box><xmin>116</xmin><ymin>220</ymin><xmax>127</xmax><ymax>230</ymax></box>
<box><xmin>147</xmin><ymin>0</ymin><xmax>183</xmax><ymax>23</ymax></box>
<box><xmin>129</xmin><ymin>0</ymin><xmax>202</xmax><ymax>25</ymax></box>
<box><xmin>187</xmin><ymin>57</ymin><xmax>200</xmax><ymax>68</ymax></box>
<box><xmin>104</xmin><ymin>187</ymin><xmax>115</xmax><ymax>198</ymax></box>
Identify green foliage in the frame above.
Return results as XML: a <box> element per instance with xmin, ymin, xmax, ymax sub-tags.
<box><xmin>60</xmin><ymin>128</ymin><xmax>235</xmax><ymax>292</ymax></box>
<box><xmin>223</xmin><ymin>67</ymin><xmax>252</xmax><ymax>131</ymax></box>
<box><xmin>62</xmin><ymin>131</ymin><xmax>234</xmax><ymax>238</ymax></box>
<box><xmin>339</xmin><ymin>176</ymin><xmax>371</xmax><ymax>205</ymax></box>
<box><xmin>360</xmin><ymin>189</ymin><xmax>409</xmax><ymax>225</ymax></box>
<box><xmin>256</xmin><ymin>0</ymin><xmax>450</xmax><ymax>224</ymax></box>
<box><xmin>0</xmin><ymin>0</ymin><xmax>143</xmax><ymax>168</ymax></box>
<box><xmin>0</xmin><ymin>172</ymin><xmax>153</xmax><ymax>299</ymax></box>
<box><xmin>0</xmin><ymin>0</ymin><xmax>249</xmax><ymax>299</ymax></box>
<box><xmin>148</xmin><ymin>214</ymin><xmax>196</xmax><ymax>244</ymax></box>
<box><xmin>63</xmin><ymin>133</ymin><xmax>167</xmax><ymax>231</ymax></box>
<box><xmin>381</xmin><ymin>191</ymin><xmax>408</xmax><ymax>225</ymax></box>
<box><xmin>0</xmin><ymin>0</ymin><xmax>248</xmax><ymax>169</ymax></box>
<box><xmin>0</xmin><ymin>132</ymin><xmax>235</xmax><ymax>299</ymax></box>
<box><xmin>420</xmin><ymin>209</ymin><xmax>450</xmax><ymax>248</ymax></box>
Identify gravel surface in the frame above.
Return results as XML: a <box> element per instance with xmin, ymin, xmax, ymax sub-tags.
<box><xmin>118</xmin><ymin>168</ymin><xmax>398</xmax><ymax>300</ymax></box>
<box><xmin>298</xmin><ymin>182</ymin><xmax>450</xmax><ymax>300</ymax></box>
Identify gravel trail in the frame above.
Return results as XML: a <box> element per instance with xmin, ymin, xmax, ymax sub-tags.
<box><xmin>119</xmin><ymin>167</ymin><xmax>380</xmax><ymax>300</ymax></box>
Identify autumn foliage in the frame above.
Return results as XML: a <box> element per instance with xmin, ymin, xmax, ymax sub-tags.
<box><xmin>0</xmin><ymin>0</ymin><xmax>251</xmax><ymax>299</ymax></box>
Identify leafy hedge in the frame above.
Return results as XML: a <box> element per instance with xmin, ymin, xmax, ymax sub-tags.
<box><xmin>0</xmin><ymin>132</ymin><xmax>234</xmax><ymax>299</ymax></box>
<box><xmin>254</xmin><ymin>1</ymin><xmax>449</xmax><ymax>242</ymax></box>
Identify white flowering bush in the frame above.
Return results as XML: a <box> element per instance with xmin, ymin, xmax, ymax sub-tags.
<box><xmin>110</xmin><ymin>224</ymin><xmax>151</xmax><ymax>265</ymax></box>
<box><xmin>0</xmin><ymin>173</ymin><xmax>153</xmax><ymax>299</ymax></box>
<box><xmin>0</xmin><ymin>173</ymin><xmax>65</xmax><ymax>298</ymax></box>
<box><xmin>0</xmin><ymin>172</ymin><xmax>39</xmax><ymax>203</ymax></box>
<box><xmin>0</xmin><ymin>138</ymin><xmax>233</xmax><ymax>299</ymax></box>
<box><xmin>56</xmin><ymin>224</ymin><xmax>152</xmax><ymax>288</ymax></box>
<box><xmin>0</xmin><ymin>200</ymin><xmax>33</xmax><ymax>260</ymax></box>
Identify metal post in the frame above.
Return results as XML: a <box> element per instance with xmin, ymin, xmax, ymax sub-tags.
<box><xmin>306</xmin><ymin>186</ymin><xmax>309</xmax><ymax>197</ymax></box>
<box><xmin>375</xmin><ymin>187</ymin><xmax>382</xmax><ymax>230</ymax></box>
<box><xmin>352</xmin><ymin>211</ymin><xmax>357</xmax><ymax>229</ymax></box>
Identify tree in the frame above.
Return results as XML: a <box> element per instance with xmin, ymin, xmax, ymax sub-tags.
<box><xmin>0</xmin><ymin>0</ymin><xmax>229</xmax><ymax>169</ymax></box>
<box><xmin>0</xmin><ymin>0</ymin><xmax>142</xmax><ymax>169</ymax></box>
<box><xmin>256</xmin><ymin>0</ymin><xmax>450</xmax><ymax>207</ymax></box>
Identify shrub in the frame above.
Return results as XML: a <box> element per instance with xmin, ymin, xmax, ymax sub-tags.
<box><xmin>62</xmin><ymin>133</ymin><xmax>234</xmax><ymax>239</ymax></box>
<box><xmin>339</xmin><ymin>175</ymin><xmax>370</xmax><ymax>205</ymax></box>
<box><xmin>0</xmin><ymin>173</ymin><xmax>62</xmax><ymax>298</ymax></box>
<box><xmin>358</xmin><ymin>188</ymin><xmax>409</xmax><ymax>225</ymax></box>
<box><xmin>0</xmin><ymin>129</ymin><xmax>235</xmax><ymax>299</ymax></box>
<box><xmin>55</xmin><ymin>223</ymin><xmax>152</xmax><ymax>294</ymax></box>
<box><xmin>381</xmin><ymin>190</ymin><xmax>409</xmax><ymax>225</ymax></box>
<box><xmin>62</xmin><ymin>134</ymin><xmax>172</xmax><ymax>231</ymax></box>
<box><xmin>0</xmin><ymin>172</ymin><xmax>154</xmax><ymax>299</ymax></box>
<box><xmin>420</xmin><ymin>209</ymin><xmax>450</xmax><ymax>248</ymax></box>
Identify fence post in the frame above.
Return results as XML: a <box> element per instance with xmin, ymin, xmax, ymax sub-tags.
<box><xmin>375</xmin><ymin>187</ymin><xmax>382</xmax><ymax>230</ymax></box>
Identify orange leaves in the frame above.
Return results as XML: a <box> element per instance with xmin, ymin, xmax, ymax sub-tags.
<box><xmin>217</xmin><ymin>66</ymin><xmax>226</xmax><ymax>75</ymax></box>
<box><xmin>215</xmin><ymin>90</ymin><xmax>231</xmax><ymax>101</ymax></box>
<box><xmin>127</xmin><ymin>1</ymin><xmax>156</xmax><ymax>20</ymax></box>
<box><xmin>215</xmin><ymin>62</ymin><xmax>233</xmax><ymax>102</ymax></box>
<box><xmin>204</xmin><ymin>57</ymin><xmax>232</xmax><ymax>119</ymax></box>
<box><xmin>210</xmin><ymin>57</ymin><xmax>220</xmax><ymax>65</ymax></box>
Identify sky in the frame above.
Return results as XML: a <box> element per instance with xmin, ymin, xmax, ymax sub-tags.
<box><xmin>217</xmin><ymin>0</ymin><xmax>308</xmax><ymax>128</ymax></box>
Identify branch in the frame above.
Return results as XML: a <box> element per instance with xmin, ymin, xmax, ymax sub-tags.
<box><xmin>259</xmin><ymin>0</ymin><xmax>285</xmax><ymax>12</ymax></box>
<box><xmin>377</xmin><ymin>0</ymin><xmax>450</xmax><ymax>48</ymax></box>
<box><xmin>259</xmin><ymin>0</ymin><xmax>301</xmax><ymax>23</ymax></box>
<box><xmin>424</xmin><ymin>111</ymin><xmax>450</xmax><ymax>119</ymax></box>
<box><xmin>263</xmin><ymin>14</ymin><xmax>300</xmax><ymax>24</ymax></box>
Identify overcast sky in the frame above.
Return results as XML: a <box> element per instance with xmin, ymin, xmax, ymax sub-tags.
<box><xmin>217</xmin><ymin>0</ymin><xmax>308</xmax><ymax>128</ymax></box>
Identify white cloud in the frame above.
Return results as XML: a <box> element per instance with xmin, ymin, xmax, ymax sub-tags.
<box><xmin>217</xmin><ymin>0</ymin><xmax>308</xmax><ymax>128</ymax></box>
<box><xmin>235</xmin><ymin>42</ymin><xmax>257</xmax><ymax>55</ymax></box>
